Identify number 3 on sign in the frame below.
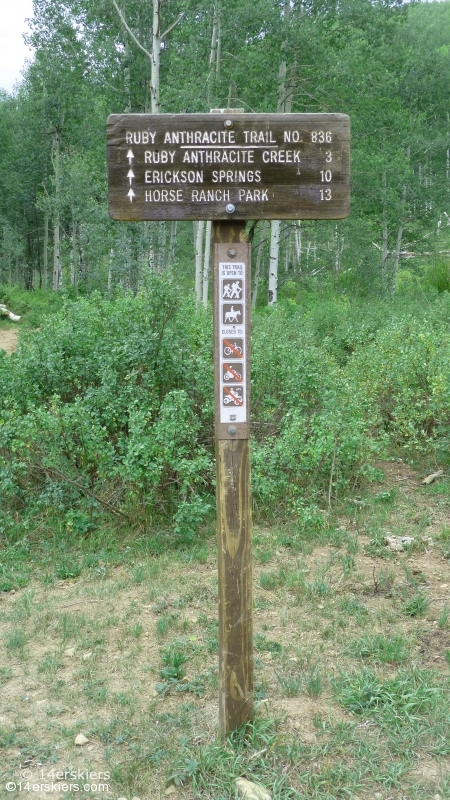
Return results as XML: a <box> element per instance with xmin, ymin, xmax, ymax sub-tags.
<box><xmin>320</xmin><ymin>188</ymin><xmax>332</xmax><ymax>201</ymax></box>
<box><xmin>311</xmin><ymin>130</ymin><xmax>332</xmax><ymax>143</ymax></box>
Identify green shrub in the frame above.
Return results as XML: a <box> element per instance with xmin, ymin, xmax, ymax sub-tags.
<box><xmin>0</xmin><ymin>280</ymin><xmax>214</xmax><ymax>536</ymax></box>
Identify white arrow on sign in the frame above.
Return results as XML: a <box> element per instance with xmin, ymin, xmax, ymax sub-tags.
<box><xmin>127</xmin><ymin>149</ymin><xmax>134</xmax><ymax>164</ymax></box>
<box><xmin>127</xmin><ymin>169</ymin><xmax>135</xmax><ymax>184</ymax></box>
<box><xmin>127</xmin><ymin>189</ymin><xmax>135</xmax><ymax>203</ymax></box>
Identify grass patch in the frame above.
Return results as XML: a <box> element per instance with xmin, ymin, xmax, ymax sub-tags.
<box><xmin>0</xmin><ymin>461</ymin><xmax>449</xmax><ymax>799</ymax></box>
<box><xmin>345</xmin><ymin>633</ymin><xmax>411</xmax><ymax>664</ymax></box>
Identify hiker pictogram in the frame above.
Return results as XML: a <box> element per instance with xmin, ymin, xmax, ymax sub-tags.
<box><xmin>222</xmin><ymin>279</ymin><xmax>243</xmax><ymax>300</ymax></box>
<box><xmin>222</xmin><ymin>363</ymin><xmax>243</xmax><ymax>383</ymax></box>
<box><xmin>222</xmin><ymin>304</ymin><xmax>243</xmax><ymax>325</ymax></box>
<box><xmin>222</xmin><ymin>387</ymin><xmax>244</xmax><ymax>406</ymax></box>
<box><xmin>222</xmin><ymin>338</ymin><xmax>243</xmax><ymax>358</ymax></box>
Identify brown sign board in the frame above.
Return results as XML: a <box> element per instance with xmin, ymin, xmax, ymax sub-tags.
<box><xmin>107</xmin><ymin>113</ymin><xmax>350</xmax><ymax>221</ymax></box>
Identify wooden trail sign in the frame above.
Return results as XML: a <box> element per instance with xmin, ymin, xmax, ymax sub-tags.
<box><xmin>107</xmin><ymin>110</ymin><xmax>350</xmax><ymax>736</ymax></box>
<box><xmin>107</xmin><ymin>113</ymin><xmax>350</xmax><ymax>221</ymax></box>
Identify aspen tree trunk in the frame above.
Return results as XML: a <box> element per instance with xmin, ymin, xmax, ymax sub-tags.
<box><xmin>70</xmin><ymin>216</ymin><xmax>77</xmax><ymax>292</ymax></box>
<box><xmin>381</xmin><ymin>169</ymin><xmax>389</xmax><ymax>292</ymax></box>
<box><xmin>227</xmin><ymin>81</ymin><xmax>237</xmax><ymax>108</ymax></box>
<box><xmin>392</xmin><ymin>182</ymin><xmax>407</xmax><ymax>294</ymax></box>
<box><xmin>391</xmin><ymin>146</ymin><xmax>410</xmax><ymax>292</ymax></box>
<box><xmin>169</xmin><ymin>221</ymin><xmax>177</xmax><ymax>264</ymax></box>
<box><xmin>195</xmin><ymin>220</ymin><xmax>205</xmax><ymax>306</ymax></box>
<box><xmin>155</xmin><ymin>219</ymin><xmax>167</xmax><ymax>272</ymax></box>
<box><xmin>52</xmin><ymin>131</ymin><xmax>62</xmax><ymax>291</ymax></box>
<box><xmin>124</xmin><ymin>43</ymin><xmax>131</xmax><ymax>112</ymax></box>
<box><xmin>268</xmin><ymin>220</ymin><xmax>280</xmax><ymax>305</ymax></box>
<box><xmin>333</xmin><ymin>224</ymin><xmax>344</xmax><ymax>283</ymax></box>
<box><xmin>53</xmin><ymin>223</ymin><xmax>61</xmax><ymax>290</ymax></box>
<box><xmin>294</xmin><ymin>220</ymin><xmax>302</xmax><ymax>272</ymax></box>
<box><xmin>108</xmin><ymin>249</ymin><xmax>113</xmax><ymax>291</ymax></box>
<box><xmin>202</xmin><ymin>220</ymin><xmax>212</xmax><ymax>307</ymax></box>
<box><xmin>252</xmin><ymin>221</ymin><xmax>267</xmax><ymax>309</ymax></box>
<box><xmin>151</xmin><ymin>0</ymin><xmax>161</xmax><ymax>113</ymax></box>
<box><xmin>269</xmin><ymin>40</ymin><xmax>287</xmax><ymax>304</ymax></box>
<box><xmin>268</xmin><ymin>0</ymin><xmax>293</xmax><ymax>305</ymax></box>
<box><xmin>207</xmin><ymin>3</ymin><xmax>220</xmax><ymax>105</ymax></box>
<box><xmin>215</xmin><ymin>6</ymin><xmax>221</xmax><ymax>83</ymax></box>
<box><xmin>43</xmin><ymin>211</ymin><xmax>48</xmax><ymax>289</ymax></box>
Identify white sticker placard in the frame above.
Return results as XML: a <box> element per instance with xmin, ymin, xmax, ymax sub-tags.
<box><xmin>219</xmin><ymin>262</ymin><xmax>247</xmax><ymax>423</ymax></box>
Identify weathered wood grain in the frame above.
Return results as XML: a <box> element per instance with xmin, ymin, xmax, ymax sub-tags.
<box><xmin>213</xmin><ymin>221</ymin><xmax>253</xmax><ymax>735</ymax></box>
<box><xmin>216</xmin><ymin>438</ymin><xmax>253</xmax><ymax>733</ymax></box>
<box><xmin>107</xmin><ymin>113</ymin><xmax>350</xmax><ymax>221</ymax></box>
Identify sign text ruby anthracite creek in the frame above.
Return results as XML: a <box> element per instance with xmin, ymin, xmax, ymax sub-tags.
<box><xmin>107</xmin><ymin>111</ymin><xmax>351</xmax><ymax>735</ymax></box>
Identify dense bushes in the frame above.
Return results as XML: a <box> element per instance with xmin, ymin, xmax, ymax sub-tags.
<box><xmin>250</xmin><ymin>303</ymin><xmax>380</xmax><ymax>515</ymax></box>
<box><xmin>0</xmin><ymin>282</ymin><xmax>214</xmax><ymax>537</ymax></box>
<box><xmin>1</xmin><ymin>285</ymin><xmax>450</xmax><ymax>539</ymax></box>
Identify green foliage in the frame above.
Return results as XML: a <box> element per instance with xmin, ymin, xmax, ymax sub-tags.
<box><xmin>159</xmin><ymin>646</ymin><xmax>188</xmax><ymax>682</ymax></box>
<box><xmin>345</xmin><ymin>297</ymin><xmax>450</xmax><ymax>456</ymax></box>
<box><xmin>2</xmin><ymin>288</ymin><xmax>450</xmax><ymax>548</ymax></box>
<box><xmin>345</xmin><ymin>634</ymin><xmax>411</xmax><ymax>664</ymax></box>
<box><xmin>0</xmin><ymin>288</ymin><xmax>401</xmax><ymax>542</ymax></box>
<box><xmin>250</xmin><ymin>302</ymin><xmax>381</xmax><ymax>517</ymax></box>
<box><xmin>333</xmin><ymin>668</ymin><xmax>443</xmax><ymax>728</ymax></box>
<box><xmin>0</xmin><ymin>285</ymin><xmax>64</xmax><ymax>327</ymax></box>
<box><xmin>424</xmin><ymin>258</ymin><xmax>450</xmax><ymax>294</ymax></box>
<box><xmin>0</xmin><ymin>281</ymin><xmax>214</xmax><ymax>538</ymax></box>
<box><xmin>402</xmin><ymin>593</ymin><xmax>430</xmax><ymax>618</ymax></box>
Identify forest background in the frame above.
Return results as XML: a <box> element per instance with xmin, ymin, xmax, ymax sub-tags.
<box><xmin>1</xmin><ymin>0</ymin><xmax>450</xmax><ymax>541</ymax></box>
<box><xmin>1</xmin><ymin>4</ymin><xmax>450</xmax><ymax>799</ymax></box>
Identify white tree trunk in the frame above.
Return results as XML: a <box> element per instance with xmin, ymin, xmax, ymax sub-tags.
<box><xmin>268</xmin><ymin>0</ymin><xmax>293</xmax><ymax>305</ymax></box>
<box><xmin>70</xmin><ymin>216</ymin><xmax>77</xmax><ymax>291</ymax></box>
<box><xmin>202</xmin><ymin>221</ymin><xmax>212</xmax><ymax>307</ymax></box>
<box><xmin>269</xmin><ymin>220</ymin><xmax>280</xmax><ymax>305</ymax></box>
<box><xmin>207</xmin><ymin>3</ymin><xmax>220</xmax><ymax>104</ymax></box>
<box><xmin>252</xmin><ymin>221</ymin><xmax>267</xmax><ymax>309</ymax></box>
<box><xmin>151</xmin><ymin>0</ymin><xmax>161</xmax><ymax>113</ymax></box>
<box><xmin>108</xmin><ymin>249</ymin><xmax>113</xmax><ymax>291</ymax></box>
<box><xmin>392</xmin><ymin>146</ymin><xmax>409</xmax><ymax>294</ymax></box>
<box><xmin>195</xmin><ymin>220</ymin><xmax>205</xmax><ymax>306</ymax></box>
<box><xmin>53</xmin><ymin>221</ymin><xmax>61</xmax><ymax>290</ymax></box>
<box><xmin>169</xmin><ymin>221</ymin><xmax>177</xmax><ymax>264</ymax></box>
<box><xmin>381</xmin><ymin>169</ymin><xmax>389</xmax><ymax>292</ymax></box>
<box><xmin>43</xmin><ymin>210</ymin><xmax>48</xmax><ymax>289</ymax></box>
<box><xmin>392</xmin><ymin>182</ymin><xmax>407</xmax><ymax>293</ymax></box>
<box><xmin>294</xmin><ymin>220</ymin><xmax>302</xmax><ymax>272</ymax></box>
<box><xmin>215</xmin><ymin>7</ymin><xmax>221</xmax><ymax>83</ymax></box>
<box><xmin>52</xmin><ymin>131</ymin><xmax>62</xmax><ymax>291</ymax></box>
<box><xmin>334</xmin><ymin>224</ymin><xmax>344</xmax><ymax>282</ymax></box>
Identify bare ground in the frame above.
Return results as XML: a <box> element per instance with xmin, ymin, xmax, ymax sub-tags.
<box><xmin>0</xmin><ymin>326</ymin><xmax>19</xmax><ymax>354</ymax></box>
<box><xmin>0</xmin><ymin>458</ymin><xmax>449</xmax><ymax>799</ymax></box>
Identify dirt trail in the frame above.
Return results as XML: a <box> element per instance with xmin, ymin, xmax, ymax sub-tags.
<box><xmin>0</xmin><ymin>327</ymin><xmax>19</xmax><ymax>354</ymax></box>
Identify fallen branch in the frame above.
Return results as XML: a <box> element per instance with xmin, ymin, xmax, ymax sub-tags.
<box><xmin>30</xmin><ymin>460</ymin><xmax>130</xmax><ymax>520</ymax></box>
<box><xmin>0</xmin><ymin>304</ymin><xmax>21</xmax><ymax>322</ymax></box>
<box><xmin>422</xmin><ymin>469</ymin><xmax>444</xmax><ymax>485</ymax></box>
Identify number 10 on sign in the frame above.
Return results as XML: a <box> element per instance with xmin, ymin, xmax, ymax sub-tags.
<box><xmin>219</xmin><ymin>262</ymin><xmax>247</xmax><ymax>424</ymax></box>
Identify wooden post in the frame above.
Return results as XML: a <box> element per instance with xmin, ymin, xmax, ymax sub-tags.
<box><xmin>213</xmin><ymin>220</ymin><xmax>253</xmax><ymax>735</ymax></box>
<box><xmin>107</xmin><ymin>110</ymin><xmax>351</xmax><ymax>736</ymax></box>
